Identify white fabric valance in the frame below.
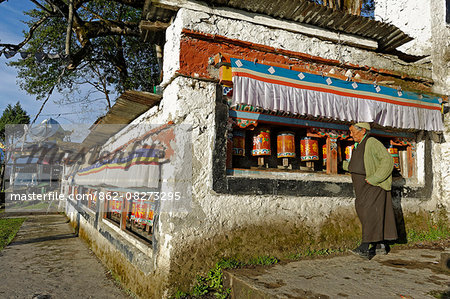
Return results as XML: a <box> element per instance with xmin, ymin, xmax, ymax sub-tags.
<box><xmin>231</xmin><ymin>58</ymin><xmax>444</xmax><ymax>131</ymax></box>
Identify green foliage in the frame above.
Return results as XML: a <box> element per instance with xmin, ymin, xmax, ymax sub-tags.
<box><xmin>217</xmin><ymin>257</ymin><xmax>242</xmax><ymax>269</ymax></box>
<box><xmin>173</xmin><ymin>256</ymin><xmax>279</xmax><ymax>299</ymax></box>
<box><xmin>246</xmin><ymin>255</ymin><xmax>278</xmax><ymax>266</ymax></box>
<box><xmin>0</xmin><ymin>102</ymin><xmax>30</xmax><ymax>142</ymax></box>
<box><xmin>173</xmin><ymin>290</ymin><xmax>189</xmax><ymax>299</ymax></box>
<box><xmin>8</xmin><ymin>0</ymin><xmax>160</xmax><ymax>107</ymax></box>
<box><xmin>190</xmin><ymin>262</ymin><xmax>231</xmax><ymax>299</ymax></box>
<box><xmin>0</xmin><ymin>218</ymin><xmax>26</xmax><ymax>250</ymax></box>
<box><xmin>407</xmin><ymin>219</ymin><xmax>450</xmax><ymax>243</ymax></box>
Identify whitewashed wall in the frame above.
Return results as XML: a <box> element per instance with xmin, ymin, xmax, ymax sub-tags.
<box><xmin>440</xmin><ymin>113</ymin><xmax>450</xmax><ymax>211</ymax></box>
<box><xmin>430</xmin><ymin>0</ymin><xmax>450</xmax><ymax>95</ymax></box>
<box><xmin>374</xmin><ymin>0</ymin><xmax>432</xmax><ymax>56</ymax></box>
<box><xmin>375</xmin><ymin>0</ymin><xmax>449</xmax><ymax>95</ymax></box>
<box><xmin>164</xmin><ymin>8</ymin><xmax>432</xmax><ymax>80</ymax></box>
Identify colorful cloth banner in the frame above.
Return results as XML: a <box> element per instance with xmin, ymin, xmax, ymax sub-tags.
<box><xmin>231</xmin><ymin>58</ymin><xmax>443</xmax><ymax>131</ymax></box>
<box><xmin>74</xmin><ymin>148</ymin><xmax>160</xmax><ymax>188</ymax></box>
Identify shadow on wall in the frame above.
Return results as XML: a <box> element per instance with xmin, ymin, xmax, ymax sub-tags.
<box><xmin>392</xmin><ymin>177</ymin><xmax>408</xmax><ymax>244</ymax></box>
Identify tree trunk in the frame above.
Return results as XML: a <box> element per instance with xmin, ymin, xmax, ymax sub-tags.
<box><xmin>343</xmin><ymin>0</ymin><xmax>362</xmax><ymax>15</ymax></box>
<box><xmin>322</xmin><ymin>0</ymin><xmax>362</xmax><ymax>15</ymax></box>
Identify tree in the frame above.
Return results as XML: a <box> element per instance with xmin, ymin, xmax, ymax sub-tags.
<box><xmin>0</xmin><ymin>0</ymin><xmax>162</xmax><ymax>115</ymax></box>
<box><xmin>0</xmin><ymin>102</ymin><xmax>31</xmax><ymax>192</ymax></box>
<box><xmin>0</xmin><ymin>102</ymin><xmax>31</xmax><ymax>143</ymax></box>
<box><xmin>308</xmin><ymin>0</ymin><xmax>374</xmax><ymax>16</ymax></box>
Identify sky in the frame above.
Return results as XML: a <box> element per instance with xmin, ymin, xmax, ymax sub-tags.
<box><xmin>0</xmin><ymin>0</ymin><xmax>112</xmax><ymax>125</ymax></box>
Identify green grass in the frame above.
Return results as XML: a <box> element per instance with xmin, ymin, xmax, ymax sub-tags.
<box><xmin>247</xmin><ymin>255</ymin><xmax>278</xmax><ymax>266</ymax></box>
<box><xmin>0</xmin><ymin>218</ymin><xmax>25</xmax><ymax>250</ymax></box>
<box><xmin>173</xmin><ymin>256</ymin><xmax>279</xmax><ymax>299</ymax></box>
<box><xmin>407</xmin><ymin>220</ymin><xmax>450</xmax><ymax>243</ymax></box>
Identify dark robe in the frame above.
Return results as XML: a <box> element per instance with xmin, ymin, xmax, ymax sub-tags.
<box><xmin>348</xmin><ymin>136</ymin><xmax>398</xmax><ymax>243</ymax></box>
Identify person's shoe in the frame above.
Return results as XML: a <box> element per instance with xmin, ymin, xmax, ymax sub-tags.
<box><xmin>349</xmin><ymin>247</ymin><xmax>371</xmax><ymax>260</ymax></box>
<box><xmin>375</xmin><ymin>243</ymin><xmax>390</xmax><ymax>255</ymax></box>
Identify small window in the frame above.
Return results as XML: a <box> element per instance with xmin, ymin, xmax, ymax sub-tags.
<box><xmin>104</xmin><ymin>191</ymin><xmax>155</xmax><ymax>244</ymax></box>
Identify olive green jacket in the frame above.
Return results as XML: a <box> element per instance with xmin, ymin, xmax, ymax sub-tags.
<box><xmin>343</xmin><ymin>136</ymin><xmax>394</xmax><ymax>191</ymax></box>
<box><xmin>364</xmin><ymin>137</ymin><xmax>394</xmax><ymax>191</ymax></box>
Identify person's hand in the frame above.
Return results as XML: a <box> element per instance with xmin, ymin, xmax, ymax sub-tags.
<box><xmin>342</xmin><ymin>160</ymin><xmax>349</xmax><ymax>171</ymax></box>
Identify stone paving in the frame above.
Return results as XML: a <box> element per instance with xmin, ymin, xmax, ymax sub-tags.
<box><xmin>0</xmin><ymin>214</ymin><xmax>129</xmax><ymax>299</ymax></box>
<box><xmin>225</xmin><ymin>247</ymin><xmax>450</xmax><ymax>299</ymax></box>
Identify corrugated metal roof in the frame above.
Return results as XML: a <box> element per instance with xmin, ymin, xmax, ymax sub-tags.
<box><xmin>143</xmin><ymin>0</ymin><xmax>413</xmax><ymax>52</ymax></box>
<box><xmin>81</xmin><ymin>91</ymin><xmax>162</xmax><ymax>149</ymax></box>
<box><xmin>211</xmin><ymin>0</ymin><xmax>413</xmax><ymax>51</ymax></box>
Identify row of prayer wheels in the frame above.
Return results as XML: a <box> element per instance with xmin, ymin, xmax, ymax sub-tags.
<box><xmin>232</xmin><ymin>129</ymin><xmax>323</xmax><ymax>167</ymax></box>
<box><xmin>231</xmin><ymin>128</ymin><xmax>359</xmax><ymax>168</ymax></box>
<box><xmin>231</xmin><ymin>128</ymin><xmax>403</xmax><ymax>171</ymax></box>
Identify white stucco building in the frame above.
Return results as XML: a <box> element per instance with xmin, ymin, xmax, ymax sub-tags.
<box><xmin>60</xmin><ymin>1</ymin><xmax>449</xmax><ymax>297</ymax></box>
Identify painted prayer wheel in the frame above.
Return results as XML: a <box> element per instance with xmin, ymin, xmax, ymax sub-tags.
<box><xmin>277</xmin><ymin>132</ymin><xmax>296</xmax><ymax>158</ymax></box>
<box><xmin>300</xmin><ymin>137</ymin><xmax>319</xmax><ymax>161</ymax></box>
<box><xmin>388</xmin><ymin>146</ymin><xmax>400</xmax><ymax>169</ymax></box>
<box><xmin>322</xmin><ymin>144</ymin><xmax>327</xmax><ymax>166</ymax></box>
<box><xmin>345</xmin><ymin>145</ymin><xmax>354</xmax><ymax>162</ymax></box>
<box><xmin>232</xmin><ymin>130</ymin><xmax>245</xmax><ymax>156</ymax></box>
<box><xmin>252</xmin><ymin>128</ymin><xmax>271</xmax><ymax>156</ymax></box>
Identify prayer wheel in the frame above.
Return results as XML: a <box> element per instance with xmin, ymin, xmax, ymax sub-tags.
<box><xmin>322</xmin><ymin>144</ymin><xmax>327</xmax><ymax>166</ymax></box>
<box><xmin>345</xmin><ymin>145</ymin><xmax>354</xmax><ymax>162</ymax></box>
<box><xmin>388</xmin><ymin>146</ymin><xmax>400</xmax><ymax>170</ymax></box>
<box><xmin>253</xmin><ymin>128</ymin><xmax>271</xmax><ymax>167</ymax></box>
<box><xmin>277</xmin><ymin>132</ymin><xmax>296</xmax><ymax>158</ymax></box>
<box><xmin>232</xmin><ymin>130</ymin><xmax>245</xmax><ymax>156</ymax></box>
<box><xmin>300</xmin><ymin>137</ymin><xmax>319</xmax><ymax>161</ymax></box>
<box><xmin>252</xmin><ymin>128</ymin><xmax>271</xmax><ymax>156</ymax></box>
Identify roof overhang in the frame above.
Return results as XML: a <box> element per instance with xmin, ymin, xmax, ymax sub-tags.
<box><xmin>81</xmin><ymin>91</ymin><xmax>162</xmax><ymax>149</ymax></box>
<box><xmin>142</xmin><ymin>0</ymin><xmax>413</xmax><ymax>53</ymax></box>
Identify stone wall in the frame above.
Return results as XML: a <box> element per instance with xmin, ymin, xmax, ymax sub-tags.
<box><xmin>170</xmin><ymin>8</ymin><xmax>432</xmax><ymax>81</ymax></box>
<box><xmin>374</xmin><ymin>0</ymin><xmax>449</xmax><ymax>93</ymax></box>
<box><xmin>430</xmin><ymin>0</ymin><xmax>450</xmax><ymax>95</ymax></box>
<box><xmin>439</xmin><ymin>113</ymin><xmax>450</xmax><ymax>211</ymax></box>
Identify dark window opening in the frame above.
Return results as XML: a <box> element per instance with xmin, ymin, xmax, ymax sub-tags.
<box><xmin>228</xmin><ymin>122</ymin><xmax>416</xmax><ymax>179</ymax></box>
<box><xmin>446</xmin><ymin>0</ymin><xmax>450</xmax><ymax>24</ymax></box>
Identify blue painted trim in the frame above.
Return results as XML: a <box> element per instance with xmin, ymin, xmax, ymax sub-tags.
<box><xmin>231</xmin><ymin>58</ymin><xmax>441</xmax><ymax>105</ymax></box>
<box><xmin>229</xmin><ymin>110</ymin><xmax>349</xmax><ymax>130</ymax></box>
